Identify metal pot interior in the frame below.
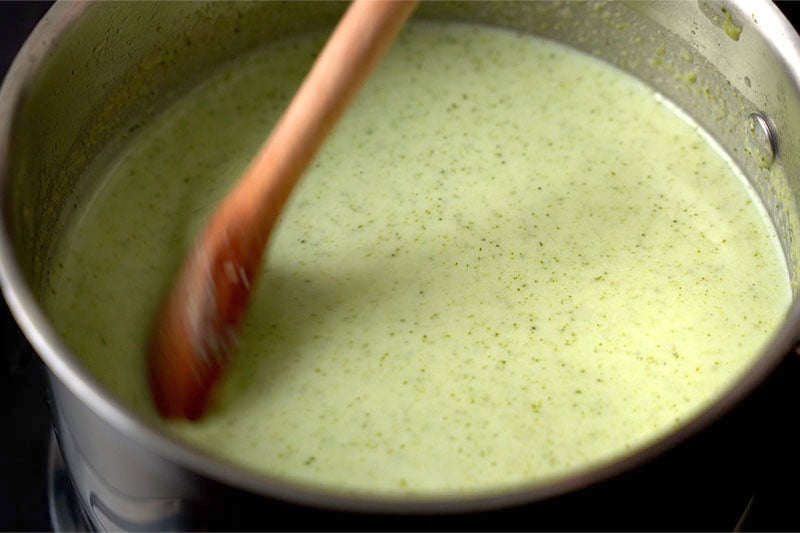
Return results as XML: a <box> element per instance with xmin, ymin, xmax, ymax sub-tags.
<box><xmin>3</xmin><ymin>0</ymin><xmax>800</xmax><ymax>512</ymax></box>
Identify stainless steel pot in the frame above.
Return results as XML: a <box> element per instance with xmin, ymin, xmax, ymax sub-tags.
<box><xmin>3</xmin><ymin>1</ymin><xmax>800</xmax><ymax>530</ymax></box>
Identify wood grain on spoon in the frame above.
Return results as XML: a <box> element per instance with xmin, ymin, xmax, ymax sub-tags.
<box><xmin>148</xmin><ymin>0</ymin><xmax>418</xmax><ymax>420</ymax></box>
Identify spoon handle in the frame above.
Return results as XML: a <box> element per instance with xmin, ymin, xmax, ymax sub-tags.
<box><xmin>216</xmin><ymin>0</ymin><xmax>418</xmax><ymax>253</ymax></box>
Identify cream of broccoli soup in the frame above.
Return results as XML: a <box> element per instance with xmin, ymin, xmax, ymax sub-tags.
<box><xmin>44</xmin><ymin>22</ymin><xmax>790</xmax><ymax>495</ymax></box>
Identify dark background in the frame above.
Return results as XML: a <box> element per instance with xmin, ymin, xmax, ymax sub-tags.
<box><xmin>1</xmin><ymin>4</ymin><xmax>58</xmax><ymax>531</ymax></box>
<box><xmin>2</xmin><ymin>1</ymin><xmax>800</xmax><ymax>531</ymax></box>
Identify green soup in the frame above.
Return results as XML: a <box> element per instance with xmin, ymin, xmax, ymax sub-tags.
<box><xmin>44</xmin><ymin>22</ymin><xmax>790</xmax><ymax>495</ymax></box>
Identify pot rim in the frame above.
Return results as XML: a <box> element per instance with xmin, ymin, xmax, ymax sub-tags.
<box><xmin>2</xmin><ymin>0</ymin><xmax>800</xmax><ymax>514</ymax></box>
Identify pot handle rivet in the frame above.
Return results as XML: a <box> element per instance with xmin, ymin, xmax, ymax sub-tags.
<box><xmin>745</xmin><ymin>112</ymin><xmax>777</xmax><ymax>169</ymax></box>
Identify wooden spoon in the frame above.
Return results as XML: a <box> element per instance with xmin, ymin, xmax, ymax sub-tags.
<box><xmin>148</xmin><ymin>0</ymin><xmax>418</xmax><ymax>420</ymax></box>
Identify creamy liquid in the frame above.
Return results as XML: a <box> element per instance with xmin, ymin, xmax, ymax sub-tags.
<box><xmin>45</xmin><ymin>22</ymin><xmax>790</xmax><ymax>495</ymax></box>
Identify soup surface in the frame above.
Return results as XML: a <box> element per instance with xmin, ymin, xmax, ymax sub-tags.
<box><xmin>45</xmin><ymin>22</ymin><xmax>790</xmax><ymax>495</ymax></box>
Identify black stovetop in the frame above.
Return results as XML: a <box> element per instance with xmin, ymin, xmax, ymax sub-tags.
<box><xmin>2</xmin><ymin>2</ymin><xmax>800</xmax><ymax>531</ymax></box>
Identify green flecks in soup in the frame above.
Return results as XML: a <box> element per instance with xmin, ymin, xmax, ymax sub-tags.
<box><xmin>44</xmin><ymin>22</ymin><xmax>789</xmax><ymax>495</ymax></box>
